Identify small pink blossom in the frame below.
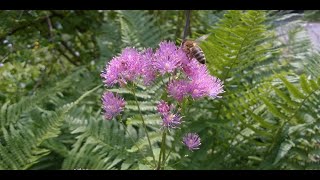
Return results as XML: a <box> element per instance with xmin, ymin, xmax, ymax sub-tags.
<box><xmin>101</xmin><ymin>48</ymin><xmax>143</xmax><ymax>87</ymax></box>
<box><xmin>162</xmin><ymin>113</ymin><xmax>182</xmax><ymax>129</ymax></box>
<box><xmin>183</xmin><ymin>133</ymin><xmax>201</xmax><ymax>151</ymax></box>
<box><xmin>140</xmin><ymin>48</ymin><xmax>156</xmax><ymax>85</ymax></box>
<box><xmin>167</xmin><ymin>80</ymin><xmax>190</xmax><ymax>102</ymax></box>
<box><xmin>183</xmin><ymin>59</ymin><xmax>224</xmax><ymax>99</ymax></box>
<box><xmin>157</xmin><ymin>100</ymin><xmax>171</xmax><ymax>116</ymax></box>
<box><xmin>153</xmin><ymin>41</ymin><xmax>188</xmax><ymax>75</ymax></box>
<box><xmin>102</xmin><ymin>92</ymin><xmax>126</xmax><ymax>120</ymax></box>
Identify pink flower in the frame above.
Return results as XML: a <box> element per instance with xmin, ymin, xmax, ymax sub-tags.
<box><xmin>182</xmin><ymin>59</ymin><xmax>224</xmax><ymax>99</ymax></box>
<box><xmin>162</xmin><ymin>113</ymin><xmax>182</xmax><ymax>129</ymax></box>
<box><xmin>183</xmin><ymin>133</ymin><xmax>201</xmax><ymax>151</ymax></box>
<box><xmin>206</xmin><ymin>77</ymin><xmax>224</xmax><ymax>98</ymax></box>
<box><xmin>101</xmin><ymin>92</ymin><xmax>126</xmax><ymax>120</ymax></box>
<box><xmin>101</xmin><ymin>48</ymin><xmax>143</xmax><ymax>87</ymax></box>
<box><xmin>182</xmin><ymin>59</ymin><xmax>207</xmax><ymax>79</ymax></box>
<box><xmin>167</xmin><ymin>80</ymin><xmax>190</xmax><ymax>102</ymax></box>
<box><xmin>140</xmin><ymin>48</ymin><xmax>156</xmax><ymax>85</ymax></box>
<box><xmin>153</xmin><ymin>41</ymin><xmax>188</xmax><ymax>75</ymax></box>
<box><xmin>188</xmin><ymin>75</ymin><xmax>223</xmax><ymax>99</ymax></box>
<box><xmin>157</xmin><ymin>100</ymin><xmax>182</xmax><ymax>129</ymax></box>
<box><xmin>157</xmin><ymin>100</ymin><xmax>171</xmax><ymax>116</ymax></box>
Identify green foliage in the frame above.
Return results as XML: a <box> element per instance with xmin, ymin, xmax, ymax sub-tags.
<box><xmin>61</xmin><ymin>118</ymin><xmax>138</xmax><ymax>170</ymax></box>
<box><xmin>175</xmin><ymin>10</ymin><xmax>320</xmax><ymax>170</ymax></box>
<box><xmin>306</xmin><ymin>52</ymin><xmax>320</xmax><ymax>77</ymax></box>
<box><xmin>0</xmin><ymin>81</ymin><xmax>101</xmax><ymax>169</ymax></box>
<box><xmin>1</xmin><ymin>10</ymin><xmax>320</xmax><ymax>170</ymax></box>
<box><xmin>117</xmin><ymin>10</ymin><xmax>169</xmax><ymax>49</ymax></box>
<box><xmin>224</xmin><ymin>74</ymin><xmax>320</xmax><ymax>169</ymax></box>
<box><xmin>201</xmin><ymin>10</ymin><xmax>276</xmax><ymax>83</ymax></box>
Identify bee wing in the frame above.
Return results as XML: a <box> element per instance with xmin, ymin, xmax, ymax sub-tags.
<box><xmin>195</xmin><ymin>33</ymin><xmax>211</xmax><ymax>44</ymax></box>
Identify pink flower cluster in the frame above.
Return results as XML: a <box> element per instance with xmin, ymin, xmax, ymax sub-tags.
<box><xmin>156</xmin><ymin>100</ymin><xmax>201</xmax><ymax>151</ymax></box>
<box><xmin>101</xmin><ymin>41</ymin><xmax>224</xmax><ymax>102</ymax></box>
<box><xmin>101</xmin><ymin>48</ymin><xmax>147</xmax><ymax>87</ymax></box>
<box><xmin>157</xmin><ymin>100</ymin><xmax>182</xmax><ymax>129</ymax></box>
<box><xmin>101</xmin><ymin>41</ymin><xmax>225</xmax><ymax>152</ymax></box>
<box><xmin>153</xmin><ymin>41</ymin><xmax>188</xmax><ymax>75</ymax></box>
<box><xmin>101</xmin><ymin>92</ymin><xmax>126</xmax><ymax>120</ymax></box>
<box><xmin>169</xmin><ymin>59</ymin><xmax>224</xmax><ymax>101</ymax></box>
<box><xmin>101</xmin><ymin>42</ymin><xmax>188</xmax><ymax>87</ymax></box>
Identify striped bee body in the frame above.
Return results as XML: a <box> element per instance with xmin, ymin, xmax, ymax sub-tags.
<box><xmin>182</xmin><ymin>40</ymin><xmax>206</xmax><ymax>64</ymax></box>
<box><xmin>181</xmin><ymin>34</ymin><xmax>210</xmax><ymax>64</ymax></box>
<box><xmin>190</xmin><ymin>45</ymin><xmax>206</xmax><ymax>64</ymax></box>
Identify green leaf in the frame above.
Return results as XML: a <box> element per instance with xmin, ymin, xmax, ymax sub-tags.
<box><xmin>278</xmin><ymin>75</ymin><xmax>305</xmax><ymax>99</ymax></box>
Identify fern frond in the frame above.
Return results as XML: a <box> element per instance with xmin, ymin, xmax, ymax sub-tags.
<box><xmin>0</xmin><ymin>68</ymin><xmax>87</xmax><ymax>129</ymax></box>
<box><xmin>201</xmin><ymin>10</ymin><xmax>273</xmax><ymax>85</ymax></box>
<box><xmin>117</xmin><ymin>10</ymin><xmax>169</xmax><ymax>49</ymax></box>
<box><xmin>62</xmin><ymin>118</ymin><xmax>140</xmax><ymax>170</ymax></box>
<box><xmin>0</xmin><ymin>84</ymin><xmax>101</xmax><ymax>169</ymax></box>
<box><xmin>229</xmin><ymin>74</ymin><xmax>320</xmax><ymax>169</ymax></box>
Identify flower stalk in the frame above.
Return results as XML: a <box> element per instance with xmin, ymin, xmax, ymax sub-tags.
<box><xmin>157</xmin><ymin>130</ymin><xmax>167</xmax><ymax>170</ymax></box>
<box><xmin>130</xmin><ymin>84</ymin><xmax>156</xmax><ymax>166</ymax></box>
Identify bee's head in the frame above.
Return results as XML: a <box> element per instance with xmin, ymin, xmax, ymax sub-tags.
<box><xmin>182</xmin><ymin>40</ymin><xmax>194</xmax><ymax>48</ymax></box>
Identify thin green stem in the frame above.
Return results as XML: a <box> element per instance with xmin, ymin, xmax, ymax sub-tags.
<box><xmin>157</xmin><ymin>141</ymin><xmax>163</xmax><ymax>170</ymax></box>
<box><xmin>156</xmin><ymin>130</ymin><xmax>167</xmax><ymax>170</ymax></box>
<box><xmin>130</xmin><ymin>84</ymin><xmax>156</xmax><ymax>167</ymax></box>
<box><xmin>66</xmin><ymin>84</ymin><xmax>102</xmax><ymax>112</ymax></box>
<box><xmin>118</xmin><ymin>118</ymin><xmax>154</xmax><ymax>168</ymax></box>
<box><xmin>161</xmin><ymin>131</ymin><xmax>167</xmax><ymax>170</ymax></box>
<box><xmin>168</xmin><ymin>154</ymin><xmax>188</xmax><ymax>167</ymax></box>
<box><xmin>164</xmin><ymin>149</ymin><xmax>172</xmax><ymax>165</ymax></box>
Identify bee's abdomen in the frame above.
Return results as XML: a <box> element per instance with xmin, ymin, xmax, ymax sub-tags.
<box><xmin>192</xmin><ymin>47</ymin><xmax>206</xmax><ymax>64</ymax></box>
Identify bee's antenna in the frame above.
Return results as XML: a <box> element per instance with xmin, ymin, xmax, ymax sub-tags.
<box><xmin>183</xmin><ymin>10</ymin><xmax>191</xmax><ymax>41</ymax></box>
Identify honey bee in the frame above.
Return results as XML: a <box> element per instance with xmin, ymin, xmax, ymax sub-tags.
<box><xmin>181</xmin><ymin>34</ymin><xmax>210</xmax><ymax>64</ymax></box>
